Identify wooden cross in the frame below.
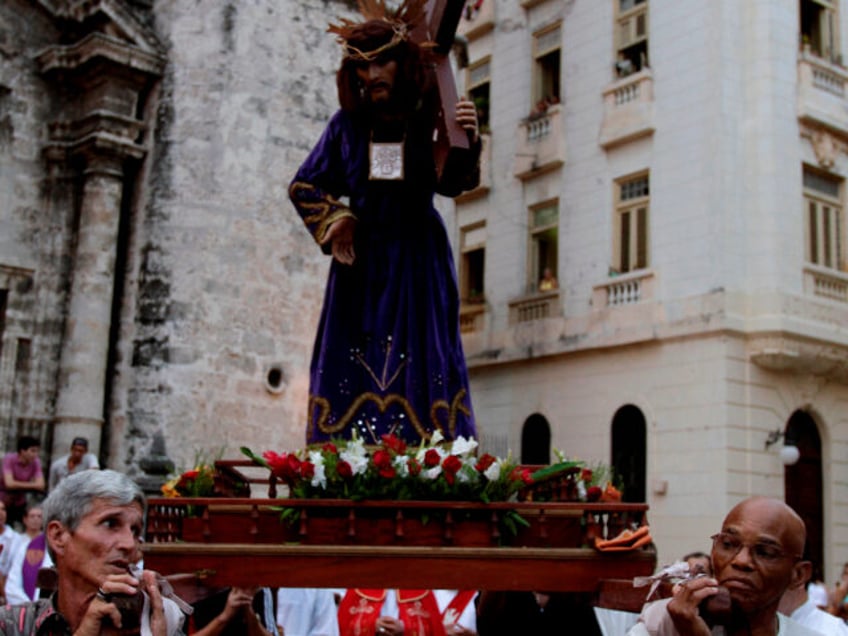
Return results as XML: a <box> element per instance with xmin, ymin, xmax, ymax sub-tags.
<box><xmin>411</xmin><ymin>0</ymin><xmax>471</xmax><ymax>178</ymax></box>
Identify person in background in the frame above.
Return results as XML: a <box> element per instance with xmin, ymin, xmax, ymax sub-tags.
<box><xmin>804</xmin><ymin>564</ymin><xmax>828</xmax><ymax>610</ymax></box>
<box><xmin>0</xmin><ymin>500</ymin><xmax>21</xmax><ymax>605</ymax></box>
<box><xmin>0</xmin><ymin>436</ymin><xmax>45</xmax><ymax>528</ymax></box>
<box><xmin>827</xmin><ymin>561</ymin><xmax>848</xmax><ymax>619</ymax></box>
<box><xmin>277</xmin><ymin>587</ymin><xmax>340</xmax><ymax>636</ymax></box>
<box><xmin>538</xmin><ymin>267</ymin><xmax>558</xmax><ymax>292</ymax></box>
<box><xmin>778</xmin><ymin>561</ymin><xmax>848</xmax><ymax>635</ymax></box>
<box><xmin>48</xmin><ymin>436</ymin><xmax>99</xmax><ymax>491</ymax></box>
<box><xmin>4</xmin><ymin>503</ymin><xmax>50</xmax><ymax>605</ymax></box>
<box><xmin>0</xmin><ymin>469</ymin><xmax>183</xmax><ymax>635</ymax></box>
<box><xmin>682</xmin><ymin>551</ymin><xmax>713</xmax><ymax>577</ymax></box>
<box><xmin>190</xmin><ymin>587</ymin><xmax>276</xmax><ymax>636</ymax></box>
<box><xmin>338</xmin><ymin>589</ymin><xmax>446</xmax><ymax>636</ymax></box>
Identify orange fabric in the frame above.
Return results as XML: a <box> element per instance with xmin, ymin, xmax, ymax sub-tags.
<box><xmin>339</xmin><ymin>589</ymin><xmax>447</xmax><ymax>636</ymax></box>
<box><xmin>594</xmin><ymin>525</ymin><xmax>652</xmax><ymax>552</ymax></box>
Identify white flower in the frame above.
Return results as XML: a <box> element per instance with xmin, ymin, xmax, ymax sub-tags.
<box><xmin>483</xmin><ymin>459</ymin><xmax>502</xmax><ymax>482</ymax></box>
<box><xmin>430</xmin><ymin>430</ymin><xmax>445</xmax><ymax>446</ymax></box>
<box><xmin>423</xmin><ymin>466</ymin><xmax>442</xmax><ymax>480</ymax></box>
<box><xmin>576</xmin><ymin>479</ymin><xmax>587</xmax><ymax>501</ymax></box>
<box><xmin>394</xmin><ymin>455</ymin><xmax>410</xmax><ymax>478</ymax></box>
<box><xmin>308</xmin><ymin>450</ymin><xmax>327</xmax><ymax>489</ymax></box>
<box><xmin>450</xmin><ymin>436</ymin><xmax>478</xmax><ymax>457</ymax></box>
<box><xmin>341</xmin><ymin>438</ymin><xmax>369</xmax><ymax>475</ymax></box>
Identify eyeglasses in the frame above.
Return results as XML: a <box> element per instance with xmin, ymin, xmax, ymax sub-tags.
<box><xmin>710</xmin><ymin>532</ymin><xmax>801</xmax><ymax>565</ymax></box>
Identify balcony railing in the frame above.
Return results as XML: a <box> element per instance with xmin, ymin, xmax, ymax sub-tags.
<box><xmin>804</xmin><ymin>263</ymin><xmax>848</xmax><ymax>302</ymax></box>
<box><xmin>797</xmin><ymin>50</ymin><xmax>848</xmax><ymax>135</ymax></box>
<box><xmin>459</xmin><ymin>302</ymin><xmax>486</xmax><ymax>333</ymax></box>
<box><xmin>508</xmin><ymin>290</ymin><xmax>560</xmax><ymax>325</ymax></box>
<box><xmin>592</xmin><ymin>269</ymin><xmax>655</xmax><ymax>308</ymax></box>
<box><xmin>599</xmin><ymin>69</ymin><xmax>655</xmax><ymax>150</ymax></box>
<box><xmin>514</xmin><ymin>105</ymin><xmax>564</xmax><ymax>179</ymax></box>
<box><xmin>457</xmin><ymin>0</ymin><xmax>495</xmax><ymax>39</ymax></box>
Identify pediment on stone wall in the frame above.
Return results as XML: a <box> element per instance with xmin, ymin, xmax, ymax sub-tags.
<box><xmin>35</xmin><ymin>0</ymin><xmax>164</xmax><ymax>73</ymax></box>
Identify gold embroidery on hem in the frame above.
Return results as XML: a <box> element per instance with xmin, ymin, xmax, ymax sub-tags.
<box><xmin>308</xmin><ymin>389</ymin><xmax>472</xmax><ymax>443</ymax></box>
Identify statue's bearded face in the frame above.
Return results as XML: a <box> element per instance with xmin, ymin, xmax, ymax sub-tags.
<box><xmin>355</xmin><ymin>58</ymin><xmax>399</xmax><ymax>106</ymax></box>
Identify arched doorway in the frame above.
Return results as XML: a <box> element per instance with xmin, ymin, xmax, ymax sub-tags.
<box><xmin>784</xmin><ymin>410</ymin><xmax>824</xmax><ymax>576</ymax></box>
<box><xmin>521</xmin><ymin>413</ymin><xmax>551</xmax><ymax>465</ymax></box>
<box><xmin>611</xmin><ymin>405</ymin><xmax>647</xmax><ymax>503</ymax></box>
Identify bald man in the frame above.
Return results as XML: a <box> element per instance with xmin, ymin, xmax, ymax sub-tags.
<box><xmin>628</xmin><ymin>497</ymin><xmax>820</xmax><ymax>635</ymax></box>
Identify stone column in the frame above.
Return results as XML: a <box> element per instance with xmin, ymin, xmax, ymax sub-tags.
<box><xmin>52</xmin><ymin>154</ymin><xmax>125</xmax><ymax>458</ymax></box>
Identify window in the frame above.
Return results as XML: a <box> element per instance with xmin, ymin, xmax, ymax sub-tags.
<box><xmin>615</xmin><ymin>0</ymin><xmax>648</xmax><ymax>76</ymax></box>
<box><xmin>467</xmin><ymin>57</ymin><xmax>491</xmax><ymax>133</ymax></box>
<box><xmin>532</xmin><ymin>24</ymin><xmax>561</xmax><ymax>110</ymax></box>
<box><xmin>460</xmin><ymin>222</ymin><xmax>486</xmax><ymax>303</ymax></box>
<box><xmin>528</xmin><ymin>201</ymin><xmax>558</xmax><ymax>292</ymax></box>
<box><xmin>804</xmin><ymin>167</ymin><xmax>843</xmax><ymax>270</ymax></box>
<box><xmin>613</xmin><ymin>173</ymin><xmax>649</xmax><ymax>273</ymax></box>
<box><xmin>800</xmin><ymin>0</ymin><xmax>838</xmax><ymax>61</ymax></box>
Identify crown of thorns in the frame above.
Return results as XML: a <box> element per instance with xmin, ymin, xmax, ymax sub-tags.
<box><xmin>328</xmin><ymin>0</ymin><xmax>432</xmax><ymax>61</ymax></box>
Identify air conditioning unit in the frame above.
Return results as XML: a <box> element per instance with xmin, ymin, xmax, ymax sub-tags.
<box><xmin>618</xmin><ymin>11</ymin><xmax>647</xmax><ymax>50</ymax></box>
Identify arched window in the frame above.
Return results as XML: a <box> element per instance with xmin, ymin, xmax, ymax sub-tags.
<box><xmin>521</xmin><ymin>413</ymin><xmax>551</xmax><ymax>465</ymax></box>
<box><xmin>784</xmin><ymin>410</ymin><xmax>824</xmax><ymax>576</ymax></box>
<box><xmin>611</xmin><ymin>405</ymin><xmax>647</xmax><ymax>502</ymax></box>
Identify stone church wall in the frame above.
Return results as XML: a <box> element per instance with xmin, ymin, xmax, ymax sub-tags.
<box><xmin>0</xmin><ymin>0</ymin><xmax>357</xmax><ymax>483</ymax></box>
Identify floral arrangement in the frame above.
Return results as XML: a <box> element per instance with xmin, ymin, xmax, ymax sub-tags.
<box><xmin>160</xmin><ymin>449</ymin><xmax>248</xmax><ymax>498</ymax></box>
<box><xmin>161</xmin><ymin>462</ymin><xmax>217</xmax><ymax>498</ymax></box>
<box><xmin>241</xmin><ymin>431</ymin><xmax>620</xmax><ymax>506</ymax></box>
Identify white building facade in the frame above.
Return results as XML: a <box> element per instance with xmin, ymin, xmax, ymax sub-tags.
<box><xmin>450</xmin><ymin>0</ymin><xmax>848</xmax><ymax>574</ymax></box>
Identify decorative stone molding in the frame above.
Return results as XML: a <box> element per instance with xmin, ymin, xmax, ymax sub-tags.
<box><xmin>750</xmin><ymin>335</ymin><xmax>848</xmax><ymax>384</ymax></box>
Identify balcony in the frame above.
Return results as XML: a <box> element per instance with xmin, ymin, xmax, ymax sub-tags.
<box><xmin>514</xmin><ymin>104</ymin><xmax>564</xmax><ymax>180</ymax></box>
<box><xmin>457</xmin><ymin>0</ymin><xmax>494</xmax><ymax>40</ymax></box>
<box><xmin>598</xmin><ymin>69</ymin><xmax>655</xmax><ymax>150</ymax></box>
<box><xmin>508</xmin><ymin>290</ymin><xmax>560</xmax><ymax>325</ymax></box>
<box><xmin>803</xmin><ymin>263</ymin><xmax>848</xmax><ymax>302</ymax></box>
<box><xmin>591</xmin><ymin>269</ymin><xmax>655</xmax><ymax>308</ymax></box>
<box><xmin>455</xmin><ymin>133</ymin><xmax>491</xmax><ymax>203</ymax></box>
<box><xmin>459</xmin><ymin>301</ymin><xmax>486</xmax><ymax>333</ymax></box>
<box><xmin>797</xmin><ymin>48</ymin><xmax>848</xmax><ymax>136</ymax></box>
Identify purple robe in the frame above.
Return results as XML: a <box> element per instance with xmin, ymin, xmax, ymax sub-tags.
<box><xmin>290</xmin><ymin>109</ymin><xmax>480</xmax><ymax>445</ymax></box>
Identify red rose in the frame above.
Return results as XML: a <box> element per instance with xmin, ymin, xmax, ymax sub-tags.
<box><xmin>475</xmin><ymin>454</ymin><xmax>496</xmax><ymax>473</ymax></box>
<box><xmin>442</xmin><ymin>455</ymin><xmax>462</xmax><ymax>475</ymax></box>
<box><xmin>510</xmin><ymin>467</ymin><xmax>534</xmax><ymax>485</ymax></box>
<box><xmin>424</xmin><ymin>449</ymin><xmax>441</xmax><ymax>468</ymax></box>
<box><xmin>380</xmin><ymin>434</ymin><xmax>407</xmax><ymax>454</ymax></box>
<box><xmin>337</xmin><ymin>461</ymin><xmax>352</xmax><ymax>478</ymax></box>
<box><xmin>300</xmin><ymin>461</ymin><xmax>315</xmax><ymax>480</ymax></box>
<box><xmin>182</xmin><ymin>469</ymin><xmax>200</xmax><ymax>481</ymax></box>
<box><xmin>581</xmin><ymin>468</ymin><xmax>593</xmax><ymax>482</ymax></box>
<box><xmin>321</xmin><ymin>442</ymin><xmax>338</xmax><ymax>454</ymax></box>
<box><xmin>262</xmin><ymin>451</ymin><xmax>301</xmax><ymax>483</ymax></box>
<box><xmin>586</xmin><ymin>486</ymin><xmax>602</xmax><ymax>502</ymax></box>
<box><xmin>378</xmin><ymin>465</ymin><xmax>397</xmax><ymax>479</ymax></box>
<box><xmin>407</xmin><ymin>458</ymin><xmax>421</xmax><ymax>476</ymax></box>
<box><xmin>372</xmin><ymin>449</ymin><xmax>392</xmax><ymax>470</ymax></box>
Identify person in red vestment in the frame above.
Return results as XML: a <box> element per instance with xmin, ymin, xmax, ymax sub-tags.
<box><xmin>338</xmin><ymin>589</ymin><xmax>447</xmax><ymax>636</ymax></box>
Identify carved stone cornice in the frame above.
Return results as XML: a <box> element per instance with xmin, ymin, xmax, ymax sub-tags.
<box><xmin>36</xmin><ymin>0</ymin><xmax>165</xmax><ymax>168</ymax></box>
<box><xmin>39</xmin><ymin>0</ymin><xmax>163</xmax><ymax>54</ymax></box>
<box><xmin>750</xmin><ymin>334</ymin><xmax>848</xmax><ymax>384</ymax></box>
<box><xmin>37</xmin><ymin>31</ymin><xmax>164</xmax><ymax>77</ymax></box>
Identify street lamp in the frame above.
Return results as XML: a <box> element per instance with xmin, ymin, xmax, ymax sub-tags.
<box><xmin>765</xmin><ymin>429</ymin><xmax>800</xmax><ymax>466</ymax></box>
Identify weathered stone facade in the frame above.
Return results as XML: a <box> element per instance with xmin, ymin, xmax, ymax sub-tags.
<box><xmin>0</xmin><ymin>0</ymin><xmax>356</xmax><ymax>485</ymax></box>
